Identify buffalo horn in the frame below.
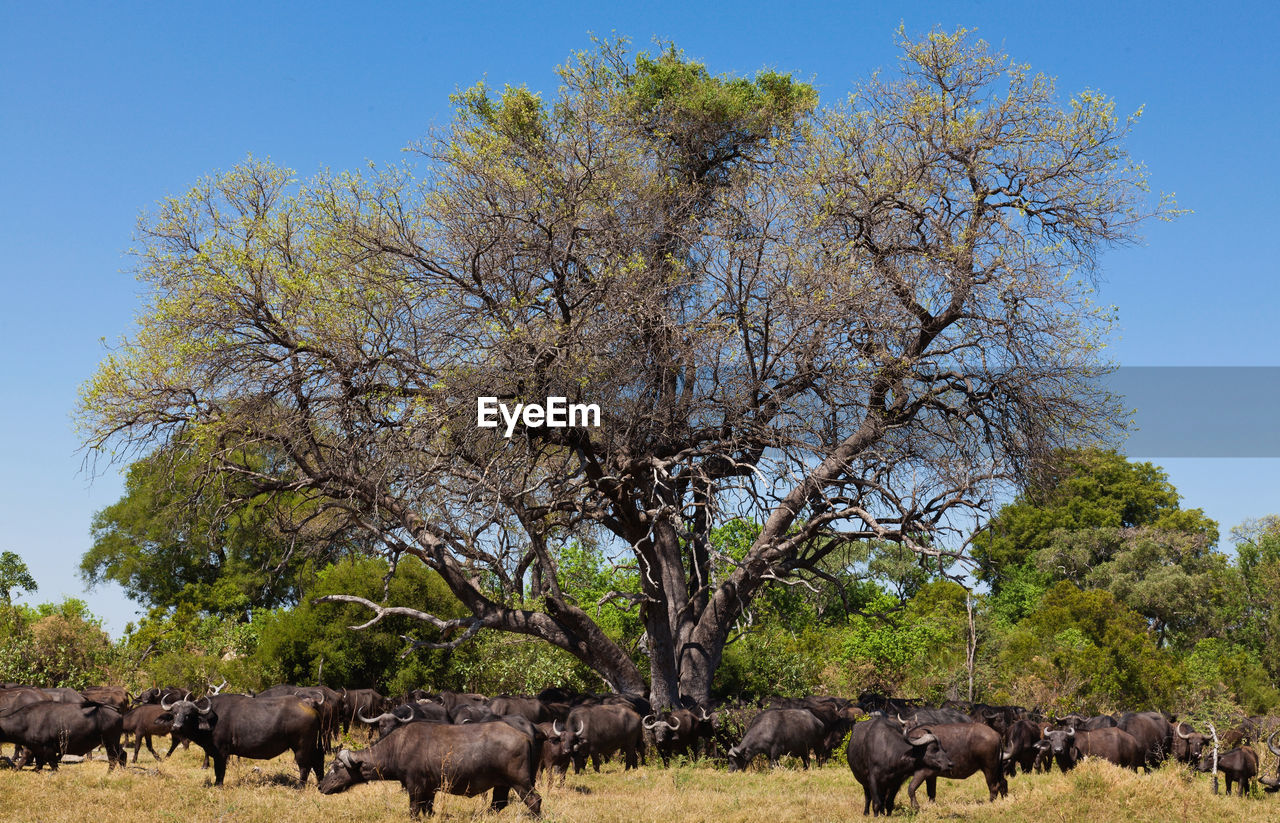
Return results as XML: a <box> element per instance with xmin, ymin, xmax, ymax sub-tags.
<box><xmin>359</xmin><ymin>709</ymin><xmax>394</xmax><ymax>725</ymax></box>
<box><xmin>667</xmin><ymin>714</ymin><xmax>680</xmax><ymax>731</ymax></box>
<box><xmin>698</xmin><ymin>707</ymin><xmax>711</xmax><ymax>722</ymax></box>
<box><xmin>1065</xmin><ymin>726</ymin><xmax>1075</xmax><ymax>738</ymax></box>
<box><xmin>161</xmin><ymin>694</ymin><xmax>176</xmax><ymax>711</ymax></box>
<box><xmin>312</xmin><ymin>691</ymin><xmax>325</xmax><ymax>706</ymax></box>
<box><xmin>1176</xmin><ymin>724</ymin><xmax>1194</xmax><ymax>740</ymax></box>
<box><xmin>642</xmin><ymin>714</ymin><xmax>658</xmax><ymax>730</ymax></box>
<box><xmin>393</xmin><ymin>705</ymin><xmax>414</xmax><ymax>720</ymax></box>
<box><xmin>338</xmin><ymin>749</ymin><xmax>356</xmax><ymax>769</ymax></box>
<box><xmin>553</xmin><ymin>719</ymin><xmax>565</xmax><ymax>737</ymax></box>
<box><xmin>1268</xmin><ymin>729</ymin><xmax>1280</xmax><ymax>757</ymax></box>
<box><xmin>195</xmin><ymin>696</ymin><xmax>213</xmax><ymax>714</ymax></box>
<box><xmin>575</xmin><ymin>719</ymin><xmax>585</xmax><ymax>736</ymax></box>
<box><xmin>906</xmin><ymin>732</ymin><xmax>937</xmax><ymax>746</ymax></box>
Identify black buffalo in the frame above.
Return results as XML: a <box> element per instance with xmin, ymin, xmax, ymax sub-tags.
<box><xmin>904</xmin><ymin>721</ymin><xmax>1006</xmax><ymax>809</ymax></box>
<box><xmin>1201</xmin><ymin>746</ymin><xmax>1258</xmax><ymax>796</ymax></box>
<box><xmin>342</xmin><ymin>688</ymin><xmax>388</xmax><ymax>735</ymax></box>
<box><xmin>162</xmin><ymin>693</ymin><xmax>325</xmax><ymax>786</ymax></box>
<box><xmin>0</xmin><ymin>701</ymin><xmax>126</xmax><ymax>770</ymax></box>
<box><xmin>557</xmin><ymin>703</ymin><xmax>644</xmax><ymax>771</ymax></box>
<box><xmin>644</xmin><ymin>707</ymin><xmax>710</xmax><ymax>766</ymax></box>
<box><xmin>362</xmin><ymin>701</ymin><xmax>452</xmax><ymax>740</ymax></box>
<box><xmin>256</xmin><ymin>684</ymin><xmax>344</xmax><ymax>752</ymax></box>
<box><xmin>1036</xmin><ymin>726</ymin><xmax>1143</xmax><ymax>772</ymax></box>
<box><xmin>727</xmin><ymin>708</ymin><xmax>825</xmax><ymax>771</ymax></box>
<box><xmin>1260</xmin><ymin>730</ymin><xmax>1280</xmax><ymax>792</ymax></box>
<box><xmin>847</xmin><ymin>716</ymin><xmax>953</xmax><ymax>817</ymax></box>
<box><xmin>1171</xmin><ymin>722</ymin><xmax>1210</xmax><ymax>765</ymax></box>
<box><xmin>122</xmin><ymin>704</ymin><xmax>179</xmax><ymax>762</ymax></box>
<box><xmin>1002</xmin><ymin>719</ymin><xmax>1045</xmax><ymax>775</ymax></box>
<box><xmin>1117</xmin><ymin>711</ymin><xmax>1172</xmax><ymax>768</ymax></box>
<box><xmin>488</xmin><ymin>696</ymin><xmax>548</xmax><ymax>724</ymax></box>
<box><xmin>319</xmin><ymin>721</ymin><xmax>541</xmax><ymax>817</ymax></box>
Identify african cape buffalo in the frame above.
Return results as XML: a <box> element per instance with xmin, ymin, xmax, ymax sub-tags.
<box><xmin>0</xmin><ymin>701</ymin><xmax>126</xmax><ymax>770</ymax></box>
<box><xmin>727</xmin><ymin>709</ymin><xmax>825</xmax><ymax>771</ymax></box>
<box><xmin>1037</xmin><ymin>726</ymin><xmax>1143</xmax><ymax>772</ymax></box>
<box><xmin>904</xmin><ymin>721</ymin><xmax>1006</xmax><ymax>808</ymax></box>
<box><xmin>1201</xmin><ymin>745</ymin><xmax>1258</xmax><ymax>796</ymax></box>
<box><xmin>162</xmin><ymin>693</ymin><xmax>325</xmax><ymax>786</ymax></box>
<box><xmin>557</xmin><ymin>703</ymin><xmax>643</xmax><ymax>772</ymax></box>
<box><xmin>319</xmin><ymin>721</ymin><xmax>541</xmax><ymax>817</ymax></box>
<box><xmin>847</xmin><ymin>716</ymin><xmax>952</xmax><ymax>817</ymax></box>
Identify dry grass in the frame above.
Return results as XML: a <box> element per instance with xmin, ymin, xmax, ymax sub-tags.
<box><xmin>1</xmin><ymin>747</ymin><xmax>1277</xmax><ymax>823</ymax></box>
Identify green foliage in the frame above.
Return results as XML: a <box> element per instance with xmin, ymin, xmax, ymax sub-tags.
<box><xmin>0</xmin><ymin>551</ymin><xmax>37</xmax><ymax>605</ymax></box>
<box><xmin>1231</xmin><ymin>516</ymin><xmax>1280</xmax><ymax>683</ymax></box>
<box><xmin>449</xmin><ymin>632</ymin><xmax>604</xmax><ymax>696</ymax></box>
<box><xmin>1036</xmin><ymin>526</ymin><xmax>1235</xmax><ymax>647</ymax></box>
<box><xmin>116</xmin><ymin>605</ymin><xmax>260</xmax><ymax>692</ymax></box>
<box><xmin>976</xmin><ymin>448</ymin><xmax>1219</xmax><ymax>624</ymax></box>
<box><xmin>82</xmin><ymin>440</ymin><xmax>346</xmax><ymax>619</ymax></box>
<box><xmin>250</xmin><ymin>555</ymin><xmax>462</xmax><ymax>692</ymax></box>
<box><xmin>0</xmin><ymin>598</ymin><xmax>115</xmax><ymax>687</ymax></box>
<box><xmin>553</xmin><ymin>541</ymin><xmax>643</xmax><ymax>650</ymax></box>
<box><xmin>625</xmin><ymin>43</ymin><xmax>816</xmax><ymax>181</ymax></box>
<box><xmin>993</xmin><ymin>582</ymin><xmax>1180</xmax><ymax>713</ymax></box>
<box><xmin>1182</xmin><ymin>638</ymin><xmax>1280</xmax><ymax>715</ymax></box>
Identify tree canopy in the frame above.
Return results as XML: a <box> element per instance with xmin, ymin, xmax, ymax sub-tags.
<box><xmin>0</xmin><ymin>551</ymin><xmax>37</xmax><ymax>606</ymax></box>
<box><xmin>79</xmin><ymin>29</ymin><xmax>1171</xmax><ymax>705</ymax></box>
<box><xmin>81</xmin><ymin>439</ymin><xmax>358</xmax><ymax>619</ymax></box>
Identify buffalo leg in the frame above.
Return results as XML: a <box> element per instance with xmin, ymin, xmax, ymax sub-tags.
<box><xmin>926</xmin><ymin>775</ymin><xmax>938</xmax><ymax>802</ymax></box>
<box><xmin>490</xmin><ymin>787</ymin><xmax>510</xmax><ymax>811</ymax></box>
<box><xmin>519</xmin><ymin>785</ymin><xmax>543</xmax><ymax>816</ymax></box>
<box><xmin>210</xmin><ymin>751</ymin><xmax>228</xmax><ymax>786</ymax></box>
<box><xmin>985</xmin><ymin>765</ymin><xmax>1008</xmax><ymax>800</ymax></box>
<box><xmin>906</xmin><ymin>774</ymin><xmax>926</xmax><ymax>810</ymax></box>
<box><xmin>407</xmin><ymin>779</ymin><xmax>435</xmax><ymax>818</ymax></box>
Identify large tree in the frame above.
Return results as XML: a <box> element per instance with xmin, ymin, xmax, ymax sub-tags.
<box><xmin>80</xmin><ymin>30</ymin><xmax>1170</xmax><ymax>705</ymax></box>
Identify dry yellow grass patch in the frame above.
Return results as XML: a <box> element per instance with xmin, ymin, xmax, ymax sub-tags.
<box><xmin>0</xmin><ymin>748</ymin><xmax>1276</xmax><ymax>823</ymax></box>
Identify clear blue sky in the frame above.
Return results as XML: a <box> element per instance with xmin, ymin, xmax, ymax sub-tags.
<box><xmin>2</xmin><ymin>1</ymin><xmax>1277</xmax><ymax>636</ymax></box>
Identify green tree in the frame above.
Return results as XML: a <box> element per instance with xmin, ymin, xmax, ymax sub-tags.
<box><xmin>82</xmin><ymin>439</ymin><xmax>355</xmax><ymax>619</ymax></box>
<box><xmin>0</xmin><ymin>598</ymin><xmax>115</xmax><ymax>688</ymax></box>
<box><xmin>994</xmin><ymin>582</ymin><xmax>1180</xmax><ymax>712</ymax></box>
<box><xmin>0</xmin><ymin>551</ymin><xmax>37</xmax><ymax>606</ymax></box>
<box><xmin>252</xmin><ymin>556</ymin><xmax>464</xmax><ymax>692</ymax></box>
<box><xmin>1232</xmin><ymin>516</ymin><xmax>1280</xmax><ymax>682</ymax></box>
<box><xmin>80</xmin><ymin>30</ymin><xmax>1170</xmax><ymax>705</ymax></box>
<box><xmin>975</xmin><ymin>448</ymin><xmax>1218</xmax><ymax>624</ymax></box>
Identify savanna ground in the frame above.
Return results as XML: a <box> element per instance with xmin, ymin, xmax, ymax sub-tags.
<box><xmin>2</xmin><ymin>744</ymin><xmax>1278</xmax><ymax>823</ymax></box>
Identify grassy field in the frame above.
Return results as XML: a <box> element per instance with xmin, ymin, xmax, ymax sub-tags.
<box><xmin>1</xmin><ymin>745</ymin><xmax>1278</xmax><ymax>823</ymax></box>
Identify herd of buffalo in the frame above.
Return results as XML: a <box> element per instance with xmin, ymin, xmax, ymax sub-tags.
<box><xmin>2</xmin><ymin>681</ymin><xmax>1280</xmax><ymax>817</ymax></box>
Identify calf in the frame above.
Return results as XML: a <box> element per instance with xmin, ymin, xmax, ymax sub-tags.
<box><xmin>1201</xmin><ymin>746</ymin><xmax>1258</xmax><ymax>796</ymax></box>
<box><xmin>122</xmin><ymin>704</ymin><xmax>176</xmax><ymax>762</ymax></box>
